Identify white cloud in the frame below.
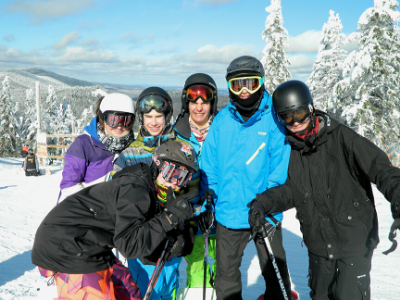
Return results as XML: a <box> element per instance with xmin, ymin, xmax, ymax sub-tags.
<box><xmin>192</xmin><ymin>44</ymin><xmax>258</xmax><ymax>64</ymax></box>
<box><xmin>119</xmin><ymin>31</ymin><xmax>154</xmax><ymax>44</ymax></box>
<box><xmin>52</xmin><ymin>47</ymin><xmax>119</xmax><ymax>63</ymax></box>
<box><xmin>80</xmin><ymin>38</ymin><xmax>99</xmax><ymax>47</ymax></box>
<box><xmin>196</xmin><ymin>0</ymin><xmax>236</xmax><ymax>4</ymax></box>
<box><xmin>287</xmin><ymin>54</ymin><xmax>316</xmax><ymax>76</ymax></box>
<box><xmin>52</xmin><ymin>31</ymin><xmax>81</xmax><ymax>50</ymax></box>
<box><xmin>286</xmin><ymin>30</ymin><xmax>322</xmax><ymax>53</ymax></box>
<box><xmin>4</xmin><ymin>0</ymin><xmax>96</xmax><ymax>25</ymax></box>
<box><xmin>78</xmin><ymin>19</ymin><xmax>103</xmax><ymax>30</ymax></box>
<box><xmin>3</xmin><ymin>35</ymin><xmax>15</xmax><ymax>42</ymax></box>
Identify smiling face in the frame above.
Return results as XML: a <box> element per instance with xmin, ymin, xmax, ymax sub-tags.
<box><xmin>155</xmin><ymin>172</ymin><xmax>181</xmax><ymax>191</ymax></box>
<box><xmin>188</xmin><ymin>98</ymin><xmax>211</xmax><ymax>128</ymax></box>
<box><xmin>143</xmin><ymin>109</ymin><xmax>166</xmax><ymax>136</ymax></box>
<box><xmin>104</xmin><ymin>124</ymin><xmax>130</xmax><ymax>138</ymax></box>
<box><xmin>286</xmin><ymin>118</ymin><xmax>311</xmax><ymax>133</ymax></box>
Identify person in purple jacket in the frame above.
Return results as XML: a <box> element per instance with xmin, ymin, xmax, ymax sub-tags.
<box><xmin>58</xmin><ymin>93</ymin><xmax>135</xmax><ymax>203</ymax></box>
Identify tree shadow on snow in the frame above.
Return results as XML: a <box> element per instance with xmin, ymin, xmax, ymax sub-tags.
<box><xmin>0</xmin><ymin>250</ymin><xmax>36</xmax><ymax>286</ymax></box>
<box><xmin>0</xmin><ymin>158</ymin><xmax>23</xmax><ymax>166</ymax></box>
<box><xmin>241</xmin><ymin>228</ymin><xmax>311</xmax><ymax>300</ymax></box>
<box><xmin>0</xmin><ymin>185</ymin><xmax>17</xmax><ymax>190</ymax></box>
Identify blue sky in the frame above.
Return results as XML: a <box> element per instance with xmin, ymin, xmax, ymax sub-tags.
<box><xmin>0</xmin><ymin>0</ymin><xmax>397</xmax><ymax>88</ymax></box>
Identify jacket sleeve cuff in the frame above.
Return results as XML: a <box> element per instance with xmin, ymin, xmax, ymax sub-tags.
<box><xmin>255</xmin><ymin>194</ymin><xmax>274</xmax><ymax>213</ymax></box>
<box><xmin>158</xmin><ymin>211</ymin><xmax>178</xmax><ymax>232</ymax></box>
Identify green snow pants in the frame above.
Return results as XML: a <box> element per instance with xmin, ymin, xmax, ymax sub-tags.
<box><xmin>185</xmin><ymin>234</ymin><xmax>216</xmax><ymax>288</ymax></box>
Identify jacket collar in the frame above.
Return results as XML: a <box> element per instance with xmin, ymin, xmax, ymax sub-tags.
<box><xmin>174</xmin><ymin>112</ymin><xmax>192</xmax><ymax>139</ymax></box>
<box><xmin>228</xmin><ymin>90</ymin><xmax>271</xmax><ymax>125</ymax></box>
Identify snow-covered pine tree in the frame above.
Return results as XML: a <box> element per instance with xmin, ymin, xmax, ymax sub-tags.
<box><xmin>307</xmin><ymin>10</ymin><xmax>347</xmax><ymax>112</ymax></box>
<box><xmin>0</xmin><ymin>77</ymin><xmax>18</xmax><ymax>156</ymax></box>
<box><xmin>20</xmin><ymin>89</ymin><xmax>37</xmax><ymax>149</ymax></box>
<box><xmin>43</xmin><ymin>85</ymin><xmax>59</xmax><ymax>134</ymax></box>
<box><xmin>261</xmin><ymin>0</ymin><xmax>291</xmax><ymax>94</ymax></box>
<box><xmin>77</xmin><ymin>105</ymin><xmax>94</xmax><ymax>134</ymax></box>
<box><xmin>331</xmin><ymin>0</ymin><xmax>400</xmax><ymax>147</ymax></box>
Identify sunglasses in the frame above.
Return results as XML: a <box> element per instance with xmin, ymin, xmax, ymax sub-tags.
<box><xmin>186</xmin><ymin>85</ymin><xmax>214</xmax><ymax>102</ymax></box>
<box><xmin>277</xmin><ymin>105</ymin><xmax>313</xmax><ymax>126</ymax></box>
<box><xmin>160</xmin><ymin>161</ymin><xmax>192</xmax><ymax>188</ymax></box>
<box><xmin>140</xmin><ymin>95</ymin><xmax>169</xmax><ymax>113</ymax></box>
<box><xmin>105</xmin><ymin>112</ymin><xmax>134</xmax><ymax>128</ymax></box>
<box><xmin>227</xmin><ymin>76</ymin><xmax>264</xmax><ymax>95</ymax></box>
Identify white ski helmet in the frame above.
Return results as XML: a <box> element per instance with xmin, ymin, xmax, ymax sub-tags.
<box><xmin>99</xmin><ymin>93</ymin><xmax>135</xmax><ymax>120</ymax></box>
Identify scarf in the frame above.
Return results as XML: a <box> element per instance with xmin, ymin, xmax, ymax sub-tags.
<box><xmin>189</xmin><ymin>116</ymin><xmax>211</xmax><ymax>142</ymax></box>
<box><xmin>294</xmin><ymin>116</ymin><xmax>320</xmax><ymax>140</ymax></box>
<box><xmin>154</xmin><ymin>181</ymin><xmax>179</xmax><ymax>206</ymax></box>
<box><xmin>96</xmin><ymin>123</ymin><xmax>135</xmax><ymax>154</ymax></box>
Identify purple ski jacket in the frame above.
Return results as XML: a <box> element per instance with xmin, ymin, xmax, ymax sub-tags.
<box><xmin>59</xmin><ymin>117</ymin><xmax>115</xmax><ymax>202</ymax></box>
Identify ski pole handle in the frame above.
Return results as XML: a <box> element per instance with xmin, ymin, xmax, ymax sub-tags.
<box><xmin>203</xmin><ymin>189</ymin><xmax>215</xmax><ymax>211</ymax></box>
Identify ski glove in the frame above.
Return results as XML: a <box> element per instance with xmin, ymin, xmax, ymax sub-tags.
<box><xmin>165</xmin><ymin>224</ymin><xmax>196</xmax><ymax>261</ymax></box>
<box><xmin>198</xmin><ymin>211</ymin><xmax>215</xmax><ymax>235</ymax></box>
<box><xmin>164</xmin><ymin>187</ymin><xmax>197</xmax><ymax>224</ymax></box>
<box><xmin>248</xmin><ymin>200</ymin><xmax>276</xmax><ymax>242</ymax></box>
<box><xmin>383</xmin><ymin>218</ymin><xmax>400</xmax><ymax>255</ymax></box>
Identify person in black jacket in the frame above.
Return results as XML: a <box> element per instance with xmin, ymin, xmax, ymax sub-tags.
<box><xmin>32</xmin><ymin>141</ymin><xmax>199</xmax><ymax>300</ymax></box>
<box><xmin>248</xmin><ymin>80</ymin><xmax>400</xmax><ymax>300</ymax></box>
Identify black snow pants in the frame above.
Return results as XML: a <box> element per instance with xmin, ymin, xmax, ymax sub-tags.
<box><xmin>308</xmin><ymin>251</ymin><xmax>372</xmax><ymax>300</ymax></box>
<box><xmin>215</xmin><ymin>222</ymin><xmax>291</xmax><ymax>300</ymax></box>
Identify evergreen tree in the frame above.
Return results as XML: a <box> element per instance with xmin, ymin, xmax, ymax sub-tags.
<box><xmin>307</xmin><ymin>10</ymin><xmax>347</xmax><ymax>112</ymax></box>
<box><xmin>20</xmin><ymin>88</ymin><xmax>37</xmax><ymax>149</ymax></box>
<box><xmin>77</xmin><ymin>106</ymin><xmax>94</xmax><ymax>134</ymax></box>
<box><xmin>331</xmin><ymin>0</ymin><xmax>400</xmax><ymax>147</ymax></box>
<box><xmin>0</xmin><ymin>77</ymin><xmax>18</xmax><ymax>156</ymax></box>
<box><xmin>261</xmin><ymin>0</ymin><xmax>291</xmax><ymax>94</ymax></box>
<box><xmin>43</xmin><ymin>85</ymin><xmax>58</xmax><ymax>134</ymax></box>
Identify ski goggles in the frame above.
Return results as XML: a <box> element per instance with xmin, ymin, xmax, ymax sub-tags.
<box><xmin>227</xmin><ymin>76</ymin><xmax>264</xmax><ymax>95</ymax></box>
<box><xmin>105</xmin><ymin>112</ymin><xmax>134</xmax><ymax>128</ymax></box>
<box><xmin>140</xmin><ymin>95</ymin><xmax>169</xmax><ymax>113</ymax></box>
<box><xmin>160</xmin><ymin>161</ymin><xmax>193</xmax><ymax>188</ymax></box>
<box><xmin>186</xmin><ymin>85</ymin><xmax>214</xmax><ymax>102</ymax></box>
<box><xmin>276</xmin><ymin>104</ymin><xmax>313</xmax><ymax>126</ymax></box>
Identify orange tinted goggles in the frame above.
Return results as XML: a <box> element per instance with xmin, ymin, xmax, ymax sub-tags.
<box><xmin>186</xmin><ymin>85</ymin><xmax>213</xmax><ymax>102</ymax></box>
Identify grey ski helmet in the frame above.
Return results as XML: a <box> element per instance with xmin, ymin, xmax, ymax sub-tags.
<box><xmin>153</xmin><ymin>141</ymin><xmax>198</xmax><ymax>174</ymax></box>
<box><xmin>136</xmin><ymin>87</ymin><xmax>173</xmax><ymax>125</ymax></box>
<box><xmin>272</xmin><ymin>80</ymin><xmax>313</xmax><ymax>114</ymax></box>
<box><xmin>181</xmin><ymin>73</ymin><xmax>218</xmax><ymax>115</ymax></box>
<box><xmin>226</xmin><ymin>55</ymin><xmax>265</xmax><ymax>80</ymax></box>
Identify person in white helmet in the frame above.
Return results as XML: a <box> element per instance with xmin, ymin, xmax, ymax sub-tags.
<box><xmin>58</xmin><ymin>93</ymin><xmax>135</xmax><ymax>203</ymax></box>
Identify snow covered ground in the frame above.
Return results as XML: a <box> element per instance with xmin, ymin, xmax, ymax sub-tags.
<box><xmin>0</xmin><ymin>157</ymin><xmax>399</xmax><ymax>300</ymax></box>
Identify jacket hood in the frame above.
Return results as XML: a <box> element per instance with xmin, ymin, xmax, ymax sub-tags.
<box><xmin>174</xmin><ymin>112</ymin><xmax>192</xmax><ymax>139</ymax></box>
<box><xmin>227</xmin><ymin>90</ymin><xmax>272</xmax><ymax>125</ymax></box>
<box><xmin>84</xmin><ymin>117</ymin><xmax>101</xmax><ymax>143</ymax></box>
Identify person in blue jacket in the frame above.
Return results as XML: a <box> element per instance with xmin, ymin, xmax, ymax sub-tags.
<box><xmin>200</xmin><ymin>56</ymin><xmax>292</xmax><ymax>300</ymax></box>
<box><xmin>174</xmin><ymin>73</ymin><xmax>218</xmax><ymax>288</ymax></box>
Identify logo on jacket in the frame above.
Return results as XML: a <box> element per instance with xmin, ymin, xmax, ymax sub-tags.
<box><xmin>181</xmin><ymin>144</ymin><xmax>192</xmax><ymax>156</ymax></box>
<box><xmin>258</xmin><ymin>132</ymin><xmax>266</xmax><ymax>136</ymax></box>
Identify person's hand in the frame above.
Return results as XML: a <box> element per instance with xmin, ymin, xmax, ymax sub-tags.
<box><xmin>164</xmin><ymin>188</ymin><xmax>197</xmax><ymax>224</ymax></box>
<box><xmin>248</xmin><ymin>200</ymin><xmax>276</xmax><ymax>242</ymax></box>
<box><xmin>198</xmin><ymin>211</ymin><xmax>215</xmax><ymax>235</ymax></box>
<box><xmin>383</xmin><ymin>218</ymin><xmax>400</xmax><ymax>255</ymax></box>
<box><xmin>165</xmin><ymin>224</ymin><xmax>196</xmax><ymax>261</ymax></box>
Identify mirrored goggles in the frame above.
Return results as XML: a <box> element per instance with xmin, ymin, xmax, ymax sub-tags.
<box><xmin>186</xmin><ymin>85</ymin><xmax>214</xmax><ymax>102</ymax></box>
<box><xmin>140</xmin><ymin>95</ymin><xmax>169</xmax><ymax>113</ymax></box>
<box><xmin>227</xmin><ymin>76</ymin><xmax>264</xmax><ymax>95</ymax></box>
<box><xmin>105</xmin><ymin>112</ymin><xmax>134</xmax><ymax>128</ymax></box>
<box><xmin>160</xmin><ymin>161</ymin><xmax>192</xmax><ymax>188</ymax></box>
<box><xmin>277</xmin><ymin>105</ymin><xmax>313</xmax><ymax>126</ymax></box>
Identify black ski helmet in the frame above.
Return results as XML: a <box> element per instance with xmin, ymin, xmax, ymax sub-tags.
<box><xmin>272</xmin><ymin>80</ymin><xmax>313</xmax><ymax>114</ymax></box>
<box><xmin>181</xmin><ymin>73</ymin><xmax>218</xmax><ymax>115</ymax></box>
<box><xmin>153</xmin><ymin>141</ymin><xmax>198</xmax><ymax>174</ymax></box>
<box><xmin>226</xmin><ymin>55</ymin><xmax>265</xmax><ymax>80</ymax></box>
<box><xmin>136</xmin><ymin>87</ymin><xmax>173</xmax><ymax>125</ymax></box>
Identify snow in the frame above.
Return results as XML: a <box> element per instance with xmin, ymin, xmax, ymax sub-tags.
<box><xmin>0</xmin><ymin>158</ymin><xmax>399</xmax><ymax>299</ymax></box>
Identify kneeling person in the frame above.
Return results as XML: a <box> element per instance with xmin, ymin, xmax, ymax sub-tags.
<box><xmin>31</xmin><ymin>141</ymin><xmax>199</xmax><ymax>300</ymax></box>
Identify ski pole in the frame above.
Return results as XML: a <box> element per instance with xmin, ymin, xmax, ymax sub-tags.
<box><xmin>143</xmin><ymin>239</ymin><xmax>170</xmax><ymax>300</ymax></box>
<box><xmin>203</xmin><ymin>189</ymin><xmax>214</xmax><ymax>300</ymax></box>
<box><xmin>254</xmin><ymin>211</ymin><xmax>289</xmax><ymax>300</ymax></box>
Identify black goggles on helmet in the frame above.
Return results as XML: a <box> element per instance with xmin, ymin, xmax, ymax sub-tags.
<box><xmin>104</xmin><ymin>112</ymin><xmax>134</xmax><ymax>128</ymax></box>
<box><xmin>276</xmin><ymin>104</ymin><xmax>313</xmax><ymax>126</ymax></box>
<box><xmin>140</xmin><ymin>95</ymin><xmax>169</xmax><ymax>114</ymax></box>
<box><xmin>160</xmin><ymin>161</ymin><xmax>192</xmax><ymax>188</ymax></box>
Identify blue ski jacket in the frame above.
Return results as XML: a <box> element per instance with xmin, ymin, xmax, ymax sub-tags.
<box><xmin>200</xmin><ymin>90</ymin><xmax>291</xmax><ymax>229</ymax></box>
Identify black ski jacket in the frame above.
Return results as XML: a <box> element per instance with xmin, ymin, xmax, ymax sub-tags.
<box><xmin>32</xmin><ymin>163</ymin><xmax>174</xmax><ymax>274</ymax></box>
<box><xmin>256</xmin><ymin>111</ymin><xmax>400</xmax><ymax>259</ymax></box>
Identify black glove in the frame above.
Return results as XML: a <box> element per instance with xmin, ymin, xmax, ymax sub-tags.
<box><xmin>198</xmin><ymin>211</ymin><xmax>215</xmax><ymax>235</ymax></box>
<box><xmin>165</xmin><ymin>223</ymin><xmax>196</xmax><ymax>261</ymax></box>
<box><xmin>248</xmin><ymin>200</ymin><xmax>276</xmax><ymax>242</ymax></box>
<box><xmin>165</xmin><ymin>188</ymin><xmax>197</xmax><ymax>224</ymax></box>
